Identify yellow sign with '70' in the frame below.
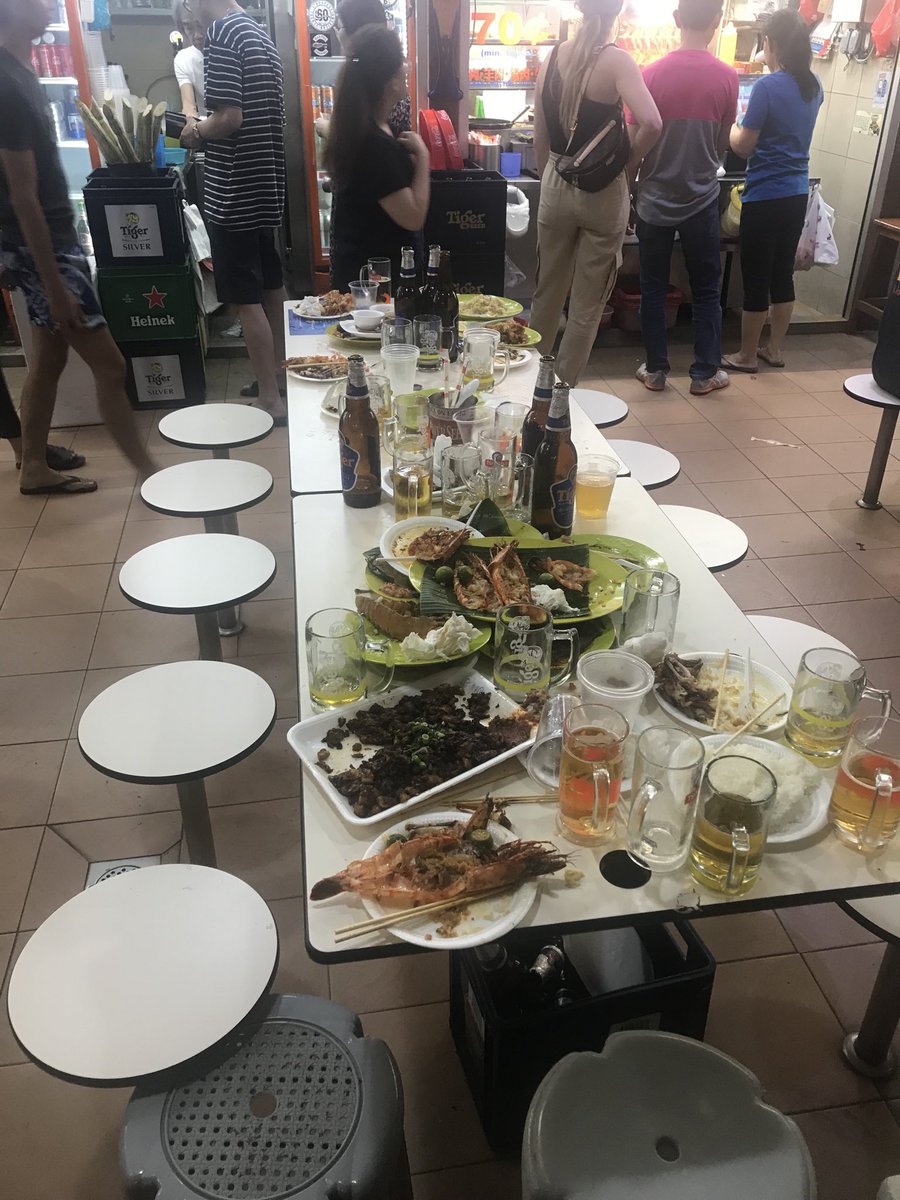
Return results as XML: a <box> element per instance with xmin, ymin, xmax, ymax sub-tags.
<box><xmin>472</xmin><ymin>10</ymin><xmax>555</xmax><ymax>45</ymax></box>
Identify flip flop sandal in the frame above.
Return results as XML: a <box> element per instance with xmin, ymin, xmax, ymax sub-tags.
<box><xmin>721</xmin><ymin>355</ymin><xmax>759</xmax><ymax>374</ymax></box>
<box><xmin>15</xmin><ymin>444</ymin><xmax>87</xmax><ymax>472</ymax></box>
<box><xmin>758</xmin><ymin>349</ymin><xmax>785</xmax><ymax>368</ymax></box>
<box><xmin>20</xmin><ymin>474</ymin><xmax>98</xmax><ymax>495</ymax></box>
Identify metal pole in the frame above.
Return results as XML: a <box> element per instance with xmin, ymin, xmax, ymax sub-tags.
<box><xmin>202</xmin><ymin>512</ymin><xmax>244</xmax><ymax>634</ymax></box>
<box><xmin>212</xmin><ymin>446</ymin><xmax>231</xmax><ymax>460</ymax></box>
<box><xmin>194</xmin><ymin>610</ymin><xmax>223</xmax><ymax>661</ymax></box>
<box><xmin>176</xmin><ymin>777</ymin><xmax>217</xmax><ymax>868</ymax></box>
<box><xmin>857</xmin><ymin>408</ymin><xmax>899</xmax><ymax>510</ymax></box>
<box><xmin>842</xmin><ymin>942</ymin><xmax>900</xmax><ymax>1078</ymax></box>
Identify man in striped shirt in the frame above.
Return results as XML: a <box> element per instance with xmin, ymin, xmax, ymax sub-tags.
<box><xmin>182</xmin><ymin>0</ymin><xmax>286</xmax><ymax>423</ymax></box>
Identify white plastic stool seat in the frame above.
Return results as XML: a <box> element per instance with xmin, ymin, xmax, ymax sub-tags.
<box><xmin>878</xmin><ymin>1176</ymin><xmax>900</xmax><ymax>1199</ymax></box>
<box><xmin>119</xmin><ymin>534</ymin><xmax>276</xmax><ymax>614</ymax></box>
<box><xmin>522</xmin><ymin>1032</ymin><xmax>815</xmax><ymax>1200</ymax></box>
<box><xmin>748</xmin><ymin>614</ymin><xmax>852</xmax><ymax>679</ymax></box>
<box><xmin>158</xmin><ymin>403</ymin><xmax>274</xmax><ymax>456</ymax></box>
<box><xmin>607</xmin><ymin>440</ymin><xmax>680</xmax><ymax>489</ymax></box>
<box><xmin>844</xmin><ymin>898</ymin><xmax>900</xmax><ymax>943</ymax></box>
<box><xmin>843</xmin><ymin>375</ymin><xmax>900</xmax><ymax>511</ymax></box>
<box><xmin>7</xmin><ymin>864</ymin><xmax>277</xmax><ymax>1083</ymax></box>
<box><xmin>571</xmin><ymin>388</ymin><xmax>629</xmax><ymax>429</ymax></box>
<box><xmin>140</xmin><ymin>458</ymin><xmax>273</xmax><ymax>518</ymax></box>
<box><xmin>844</xmin><ymin>373</ymin><xmax>900</xmax><ymax>410</ymax></box>
<box><xmin>660</xmin><ymin>504</ymin><xmax>748</xmax><ymax>570</ymax></box>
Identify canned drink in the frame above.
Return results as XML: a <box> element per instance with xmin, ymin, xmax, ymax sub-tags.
<box><xmin>67</xmin><ymin>109</ymin><xmax>85</xmax><ymax>140</ymax></box>
<box><xmin>37</xmin><ymin>43</ymin><xmax>52</xmax><ymax>76</ymax></box>
<box><xmin>58</xmin><ymin>45</ymin><xmax>73</xmax><ymax>75</ymax></box>
<box><xmin>48</xmin><ymin>101</ymin><xmax>66</xmax><ymax>140</ymax></box>
<box><xmin>48</xmin><ymin>45</ymin><xmax>63</xmax><ymax>76</ymax></box>
<box><xmin>31</xmin><ymin>46</ymin><xmax>41</xmax><ymax>73</ymax></box>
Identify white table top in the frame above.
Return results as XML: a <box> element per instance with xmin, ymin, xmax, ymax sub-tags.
<box><xmin>141</xmin><ymin>459</ymin><xmax>274</xmax><ymax>517</ymax></box>
<box><xmin>119</xmin><ymin>534</ymin><xmax>277</xmax><ymax>613</ymax></box>
<box><xmin>659</xmin><ymin>505</ymin><xmax>749</xmax><ymax>571</ymax></box>
<box><xmin>7</xmin><ymin>864</ymin><xmax>277</xmax><ymax>1082</ymax></box>
<box><xmin>79</xmin><ymin>661</ymin><xmax>276</xmax><ymax>783</ymax></box>
<box><xmin>844</xmin><ymin>373</ymin><xmax>900</xmax><ymax>410</ymax></box>
<box><xmin>282</xmin><ymin>323</ymin><xmax>629</xmax><ymax>496</ymax></box>
<box><xmin>288</xmin><ymin>482</ymin><xmax>900</xmax><ymax>961</ymax></box>
<box><xmin>158</xmin><ymin>403</ymin><xmax>274</xmax><ymax>450</ymax></box>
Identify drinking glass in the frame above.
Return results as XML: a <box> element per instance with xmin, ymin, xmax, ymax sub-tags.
<box><xmin>414</xmin><ymin>315</ymin><xmax>442</xmax><ymax>370</ymax></box>
<box><xmin>461</xmin><ymin>327</ymin><xmax>509</xmax><ymax>391</ymax></box>
<box><xmin>494</xmin><ymin>400</ymin><xmax>530</xmax><ymax>445</ymax></box>
<box><xmin>626</xmin><ymin>726</ymin><xmax>705</xmax><ymax>872</ymax></box>
<box><xmin>493</xmin><ymin>603</ymin><xmax>577</xmax><ymax>700</ymax></box>
<box><xmin>390</xmin><ymin>436</ymin><xmax>432</xmax><ymax>520</ymax></box>
<box><xmin>829</xmin><ymin>715</ymin><xmax>900</xmax><ymax>853</ymax></box>
<box><xmin>575</xmin><ymin>454</ymin><xmax>619</xmax><ymax>520</ymax></box>
<box><xmin>440</xmin><ymin>442</ymin><xmax>482</xmax><ymax>518</ymax></box>
<box><xmin>305</xmin><ymin>607</ymin><xmax>392</xmax><ymax>710</ymax></box>
<box><xmin>349</xmin><ymin>280</ymin><xmax>378</xmax><ymax>308</ymax></box>
<box><xmin>784</xmin><ymin>647</ymin><xmax>891</xmax><ymax>764</ymax></box>
<box><xmin>619</xmin><ymin>569</ymin><xmax>680</xmax><ymax>666</ymax></box>
<box><xmin>576</xmin><ymin>649</ymin><xmax>655</xmax><ymax>728</ymax></box>
<box><xmin>380</xmin><ymin>345</ymin><xmax>419</xmax><ymax>396</ymax></box>
<box><xmin>526</xmin><ymin>692</ymin><xmax>580</xmax><ymax>789</ymax></box>
<box><xmin>689</xmin><ymin>755</ymin><xmax>777</xmax><ymax>895</ymax></box>
<box><xmin>366</xmin><ymin>371</ymin><xmax>392</xmax><ymax>432</ymax></box>
<box><xmin>381</xmin><ymin>317</ymin><xmax>414</xmax><ymax>348</ymax></box>
<box><xmin>362</xmin><ymin>258</ymin><xmax>392</xmax><ymax>303</ymax></box>
<box><xmin>558</xmin><ymin>702</ymin><xmax>629</xmax><ymax>845</ymax></box>
<box><xmin>477</xmin><ymin>431</ymin><xmax>534</xmax><ymax>520</ymax></box>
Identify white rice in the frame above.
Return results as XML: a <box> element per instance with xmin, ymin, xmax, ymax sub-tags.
<box><xmin>706</xmin><ymin>742</ymin><xmax>820</xmax><ymax>834</ymax></box>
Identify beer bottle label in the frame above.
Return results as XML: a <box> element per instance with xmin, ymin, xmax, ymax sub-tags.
<box><xmin>549</xmin><ymin>466</ymin><xmax>576</xmax><ymax>531</ymax></box>
<box><xmin>339</xmin><ymin>431</ymin><xmax>360</xmax><ymax>493</ymax></box>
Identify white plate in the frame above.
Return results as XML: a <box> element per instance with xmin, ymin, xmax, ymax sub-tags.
<box><xmin>320</xmin><ymin>396</ymin><xmax>340</xmax><ymax>421</ymax></box>
<box><xmin>288</xmin><ymin>364</ymin><xmax>348</xmax><ymax>383</ymax></box>
<box><xmin>654</xmin><ymin>652</ymin><xmax>791</xmax><ymax>739</ymax></box>
<box><xmin>286</xmin><ymin>664</ymin><xmax>537</xmax><ymax>827</ymax></box>
<box><xmin>701</xmin><ymin>733</ymin><xmax>833</xmax><ymax>845</ymax></box>
<box><xmin>378</xmin><ymin>516</ymin><xmax>484</xmax><ymax>577</ymax></box>
<box><xmin>382</xmin><ymin>467</ymin><xmax>443</xmax><ymax>498</ymax></box>
<box><xmin>339</xmin><ymin>318</ymin><xmax>382</xmax><ymax>340</ymax></box>
<box><xmin>358</xmin><ymin>810</ymin><xmax>539</xmax><ymax>948</ymax></box>
<box><xmin>506</xmin><ymin>347</ymin><xmax>535</xmax><ymax>370</ymax></box>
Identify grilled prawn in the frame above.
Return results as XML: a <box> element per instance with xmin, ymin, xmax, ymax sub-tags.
<box><xmin>532</xmin><ymin>556</ymin><xmax>595</xmax><ymax>592</ymax></box>
<box><xmin>488</xmin><ymin>542</ymin><xmax>531</xmax><ymax>604</ymax></box>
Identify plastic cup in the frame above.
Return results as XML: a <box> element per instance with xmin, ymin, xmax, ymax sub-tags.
<box><xmin>576</xmin><ymin>649</ymin><xmax>655</xmax><ymax>727</ymax></box>
<box><xmin>380</xmin><ymin>345</ymin><xmax>419</xmax><ymax>397</ymax></box>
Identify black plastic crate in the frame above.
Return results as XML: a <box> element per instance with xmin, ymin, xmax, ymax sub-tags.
<box><xmin>84</xmin><ymin>166</ymin><xmax>187</xmax><ymax>268</ymax></box>
<box><xmin>426</xmin><ymin>167</ymin><xmax>507</xmax><ymax>256</ymax></box>
<box><xmin>120</xmin><ymin>336</ymin><xmax>206</xmax><ymax>409</ymax></box>
<box><xmin>449</xmin><ymin>920</ymin><xmax>715</xmax><ymax>1153</ymax></box>
<box><xmin>444</xmin><ymin>251</ymin><xmax>505</xmax><ymax>298</ymax></box>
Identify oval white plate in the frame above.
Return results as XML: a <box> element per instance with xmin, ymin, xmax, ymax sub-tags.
<box><xmin>339</xmin><ymin>318</ymin><xmax>382</xmax><ymax>340</ymax></box>
<box><xmin>701</xmin><ymin>734</ymin><xmax>833</xmax><ymax>845</ymax></box>
<box><xmin>654</xmin><ymin>652</ymin><xmax>791</xmax><ymax>739</ymax></box>
<box><xmin>360</xmin><ymin>810</ymin><xmax>539</xmax><ymax>948</ymax></box>
<box><xmin>506</xmin><ymin>347</ymin><xmax>535</xmax><ymax>370</ymax></box>
<box><xmin>379</xmin><ymin>516</ymin><xmax>483</xmax><ymax>577</ymax></box>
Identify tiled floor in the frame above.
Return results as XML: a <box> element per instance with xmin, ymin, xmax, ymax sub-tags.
<box><xmin>3</xmin><ymin>331</ymin><xmax>900</xmax><ymax>1198</ymax></box>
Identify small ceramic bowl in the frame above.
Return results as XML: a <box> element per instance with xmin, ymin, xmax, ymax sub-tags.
<box><xmin>352</xmin><ymin>308</ymin><xmax>383</xmax><ymax>332</ymax></box>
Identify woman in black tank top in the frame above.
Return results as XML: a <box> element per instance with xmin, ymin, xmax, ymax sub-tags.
<box><xmin>530</xmin><ymin>0</ymin><xmax>661</xmax><ymax>385</ymax></box>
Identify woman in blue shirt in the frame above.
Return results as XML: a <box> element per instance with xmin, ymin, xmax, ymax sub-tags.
<box><xmin>724</xmin><ymin>10</ymin><xmax>822</xmax><ymax>372</ymax></box>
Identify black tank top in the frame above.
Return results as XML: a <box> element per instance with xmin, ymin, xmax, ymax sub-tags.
<box><xmin>543</xmin><ymin>43</ymin><xmax>622</xmax><ymax>156</ymax></box>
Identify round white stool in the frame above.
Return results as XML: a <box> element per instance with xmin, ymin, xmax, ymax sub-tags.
<box><xmin>78</xmin><ymin>661</ymin><xmax>276</xmax><ymax>867</ymax></box>
<box><xmin>7</xmin><ymin>864</ymin><xmax>277</xmax><ymax>1083</ymax></box>
<box><xmin>660</xmin><ymin>504</ymin><xmax>749</xmax><ymax>571</ymax></box>
<box><xmin>839</xmin><ymin>898</ymin><xmax>900</xmax><ymax>1079</ymax></box>
<box><xmin>607</xmin><ymin>440</ymin><xmax>680</xmax><ymax>489</ymax></box>
<box><xmin>158</xmin><ymin>403</ymin><xmax>274</xmax><ymax>459</ymax></box>
<box><xmin>571</xmin><ymin>389</ymin><xmax>629</xmax><ymax>429</ymax></box>
<box><xmin>119</xmin><ymin>535</ymin><xmax>277</xmax><ymax>661</ymax></box>
<box><xmin>140</xmin><ymin>460</ymin><xmax>274</xmax><ymax>634</ymax></box>
<box><xmin>843</xmin><ymin>374</ymin><xmax>900</xmax><ymax>510</ymax></box>
<box><xmin>748</xmin><ymin>614</ymin><xmax>852</xmax><ymax>678</ymax></box>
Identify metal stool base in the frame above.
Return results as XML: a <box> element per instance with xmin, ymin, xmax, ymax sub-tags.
<box><xmin>857</xmin><ymin>497</ymin><xmax>883</xmax><ymax>511</ymax></box>
<box><xmin>842</xmin><ymin>1031</ymin><xmax>896</xmax><ymax>1079</ymax></box>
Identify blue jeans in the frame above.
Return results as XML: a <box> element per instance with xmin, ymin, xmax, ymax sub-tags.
<box><xmin>637</xmin><ymin>199</ymin><xmax>722</xmax><ymax>382</ymax></box>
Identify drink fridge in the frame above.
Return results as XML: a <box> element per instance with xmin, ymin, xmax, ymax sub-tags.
<box><xmin>294</xmin><ymin>0</ymin><xmax>420</xmax><ymax>291</ymax></box>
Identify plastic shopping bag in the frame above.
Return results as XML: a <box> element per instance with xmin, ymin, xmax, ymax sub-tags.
<box><xmin>182</xmin><ymin>202</ymin><xmax>211</xmax><ymax>265</ymax></box>
<box><xmin>795</xmin><ymin>185</ymin><xmax>838</xmax><ymax>271</ymax></box>
<box><xmin>873</xmin><ymin>0</ymin><xmax>900</xmax><ymax>57</ymax></box>
<box><xmin>720</xmin><ymin>184</ymin><xmax>742</xmax><ymax>238</ymax></box>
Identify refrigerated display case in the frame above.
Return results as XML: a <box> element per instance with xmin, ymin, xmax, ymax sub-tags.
<box><xmin>295</xmin><ymin>0</ymin><xmax>418</xmax><ymax>288</ymax></box>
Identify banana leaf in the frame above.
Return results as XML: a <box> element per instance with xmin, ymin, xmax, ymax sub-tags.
<box><xmin>362</xmin><ymin>547</ymin><xmax>411</xmax><ymax>588</ymax></box>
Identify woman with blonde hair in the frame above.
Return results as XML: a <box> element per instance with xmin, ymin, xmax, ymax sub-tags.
<box><xmin>531</xmin><ymin>0</ymin><xmax>661</xmax><ymax>385</ymax></box>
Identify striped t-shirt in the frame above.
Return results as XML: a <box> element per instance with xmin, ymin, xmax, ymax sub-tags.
<box><xmin>203</xmin><ymin>12</ymin><xmax>285</xmax><ymax>229</ymax></box>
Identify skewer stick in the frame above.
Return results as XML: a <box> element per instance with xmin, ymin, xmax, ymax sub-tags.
<box><xmin>334</xmin><ymin>884</ymin><xmax>516</xmax><ymax>943</ymax></box>
<box><xmin>712</xmin><ymin>648</ymin><xmax>730</xmax><ymax>731</ymax></box>
<box><xmin>708</xmin><ymin>693</ymin><xmax>787</xmax><ymax>759</ymax></box>
<box><xmin>455</xmin><ymin>794</ymin><xmax>557</xmax><ymax>807</ymax></box>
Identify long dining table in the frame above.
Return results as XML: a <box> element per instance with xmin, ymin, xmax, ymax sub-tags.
<box><xmin>284</xmin><ymin>304</ymin><xmax>900</xmax><ymax>964</ymax></box>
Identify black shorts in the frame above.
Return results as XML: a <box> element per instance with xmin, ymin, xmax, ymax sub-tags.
<box><xmin>208</xmin><ymin>223</ymin><xmax>283</xmax><ymax>305</ymax></box>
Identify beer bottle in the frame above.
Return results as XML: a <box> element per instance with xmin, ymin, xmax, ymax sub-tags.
<box><xmin>339</xmin><ymin>355</ymin><xmax>381</xmax><ymax>508</ymax></box>
<box><xmin>418</xmin><ymin>244</ymin><xmax>441</xmax><ymax>315</ymax></box>
<box><xmin>474</xmin><ymin>942</ymin><xmax>528</xmax><ymax>1013</ymax></box>
<box><xmin>394</xmin><ymin>245</ymin><xmax>418</xmax><ymax>323</ymax></box>
<box><xmin>521</xmin><ymin>354</ymin><xmax>556</xmax><ymax>458</ymax></box>
<box><xmin>532</xmin><ymin>382</ymin><xmax>577</xmax><ymax>537</ymax></box>
<box><xmin>436</xmin><ymin>249</ymin><xmax>460</xmax><ymax>362</ymax></box>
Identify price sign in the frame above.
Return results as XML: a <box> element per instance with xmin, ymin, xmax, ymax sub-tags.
<box><xmin>472</xmin><ymin>10</ymin><xmax>553</xmax><ymax>45</ymax></box>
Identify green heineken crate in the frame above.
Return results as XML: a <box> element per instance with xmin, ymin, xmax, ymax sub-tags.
<box><xmin>98</xmin><ymin>261</ymin><xmax>198</xmax><ymax>342</ymax></box>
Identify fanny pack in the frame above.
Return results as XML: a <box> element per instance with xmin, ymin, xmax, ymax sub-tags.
<box><xmin>553</xmin><ymin>45</ymin><xmax>629</xmax><ymax>193</ymax></box>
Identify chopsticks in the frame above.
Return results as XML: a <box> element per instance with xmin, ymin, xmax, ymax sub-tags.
<box><xmin>712</xmin><ymin>648</ymin><xmax>730</xmax><ymax>731</ymax></box>
<box><xmin>708</xmin><ymin>692</ymin><xmax>787</xmax><ymax>758</ymax></box>
<box><xmin>334</xmin><ymin>884</ymin><xmax>516</xmax><ymax>944</ymax></box>
<box><xmin>455</xmin><ymin>793</ymin><xmax>556</xmax><ymax>808</ymax></box>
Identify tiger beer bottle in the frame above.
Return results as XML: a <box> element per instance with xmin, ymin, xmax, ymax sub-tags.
<box><xmin>339</xmin><ymin>355</ymin><xmax>381</xmax><ymax>508</ymax></box>
<box><xmin>521</xmin><ymin>354</ymin><xmax>557</xmax><ymax>459</ymax></box>
<box><xmin>532</xmin><ymin>382</ymin><xmax>577</xmax><ymax>537</ymax></box>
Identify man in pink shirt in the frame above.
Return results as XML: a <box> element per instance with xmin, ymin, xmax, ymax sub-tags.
<box><xmin>632</xmin><ymin>0</ymin><xmax>738</xmax><ymax>395</ymax></box>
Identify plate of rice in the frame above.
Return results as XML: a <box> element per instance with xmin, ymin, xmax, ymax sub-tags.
<box><xmin>701</xmin><ymin>734</ymin><xmax>833</xmax><ymax>844</ymax></box>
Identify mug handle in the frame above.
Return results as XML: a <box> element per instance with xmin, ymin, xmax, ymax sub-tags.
<box><xmin>364</xmin><ymin>637</ymin><xmax>395</xmax><ymax>696</ymax></box>
<box><xmin>495</xmin><ymin>348</ymin><xmax>510</xmax><ymax>387</ymax></box>
<box><xmin>381</xmin><ymin>416</ymin><xmax>398</xmax><ymax>455</ymax></box>
<box><xmin>725</xmin><ymin>824</ymin><xmax>751</xmax><ymax>894</ymax></box>
<box><xmin>360</xmin><ymin>264</ymin><xmax>371</xmax><ymax>285</ymax></box>
<box><xmin>862</xmin><ymin>767</ymin><xmax>895</xmax><ymax>851</ymax></box>
<box><xmin>862</xmin><ymin>685</ymin><xmax>892</xmax><ymax>734</ymax></box>
<box><xmin>626</xmin><ymin>777</ymin><xmax>659</xmax><ymax>863</ymax></box>
<box><xmin>549</xmin><ymin>628</ymin><xmax>578</xmax><ymax>687</ymax></box>
<box><xmin>591</xmin><ymin>764</ymin><xmax>611</xmax><ymax>835</ymax></box>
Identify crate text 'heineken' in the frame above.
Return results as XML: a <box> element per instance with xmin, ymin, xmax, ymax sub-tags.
<box><xmin>98</xmin><ymin>262</ymin><xmax>199</xmax><ymax>343</ymax></box>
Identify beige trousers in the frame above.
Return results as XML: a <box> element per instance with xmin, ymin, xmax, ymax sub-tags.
<box><xmin>530</xmin><ymin>157</ymin><xmax>630</xmax><ymax>386</ymax></box>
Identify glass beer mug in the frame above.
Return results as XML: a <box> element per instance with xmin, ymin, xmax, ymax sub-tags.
<box><xmin>492</xmin><ymin>603</ymin><xmax>576</xmax><ymax>700</ymax></box>
<box><xmin>461</xmin><ymin>327</ymin><xmax>509</xmax><ymax>392</ymax></box>
<box><xmin>829</xmin><ymin>715</ymin><xmax>900</xmax><ymax>853</ymax></box>
<box><xmin>689</xmin><ymin>755</ymin><xmax>777</xmax><ymax>896</ymax></box>
<box><xmin>785</xmin><ymin>648</ymin><xmax>891</xmax><ymax>764</ymax></box>
<box><xmin>626</xmin><ymin>726</ymin><xmax>705</xmax><ymax>872</ymax></box>
<box><xmin>558</xmin><ymin>702</ymin><xmax>630</xmax><ymax>845</ymax></box>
